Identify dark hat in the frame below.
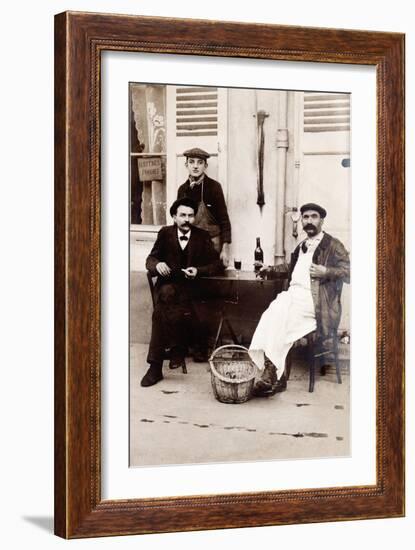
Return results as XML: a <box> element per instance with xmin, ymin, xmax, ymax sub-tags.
<box><xmin>169</xmin><ymin>197</ymin><xmax>198</xmax><ymax>217</ymax></box>
<box><xmin>300</xmin><ymin>202</ymin><xmax>327</xmax><ymax>218</ymax></box>
<box><xmin>183</xmin><ymin>147</ymin><xmax>210</xmax><ymax>160</ymax></box>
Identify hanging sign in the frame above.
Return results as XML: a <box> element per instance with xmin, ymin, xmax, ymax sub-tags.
<box><xmin>137</xmin><ymin>157</ymin><xmax>163</xmax><ymax>181</ymax></box>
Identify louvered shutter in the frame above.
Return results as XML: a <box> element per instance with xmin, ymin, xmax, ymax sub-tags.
<box><xmin>303</xmin><ymin>92</ymin><xmax>350</xmax><ymax>133</ymax></box>
<box><xmin>176</xmin><ymin>87</ymin><xmax>218</xmax><ymax>137</ymax></box>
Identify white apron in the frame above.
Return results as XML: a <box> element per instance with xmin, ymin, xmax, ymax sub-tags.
<box><xmin>249</xmin><ymin>248</ymin><xmax>317</xmax><ymax>378</ymax></box>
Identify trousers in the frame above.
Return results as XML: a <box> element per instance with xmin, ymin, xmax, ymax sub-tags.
<box><xmin>147</xmin><ymin>282</ymin><xmax>207</xmax><ymax>364</ymax></box>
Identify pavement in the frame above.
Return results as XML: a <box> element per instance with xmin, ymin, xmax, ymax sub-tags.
<box><xmin>130</xmin><ymin>343</ymin><xmax>350</xmax><ymax>467</ymax></box>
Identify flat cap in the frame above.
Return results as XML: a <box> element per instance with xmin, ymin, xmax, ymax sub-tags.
<box><xmin>300</xmin><ymin>202</ymin><xmax>327</xmax><ymax>218</ymax></box>
<box><xmin>183</xmin><ymin>147</ymin><xmax>210</xmax><ymax>160</ymax></box>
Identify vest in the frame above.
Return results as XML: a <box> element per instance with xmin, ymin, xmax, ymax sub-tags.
<box><xmin>178</xmin><ymin>242</ymin><xmax>189</xmax><ymax>268</ymax></box>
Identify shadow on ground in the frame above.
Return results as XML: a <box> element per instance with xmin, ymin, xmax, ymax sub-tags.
<box><xmin>22</xmin><ymin>516</ymin><xmax>54</xmax><ymax>533</ymax></box>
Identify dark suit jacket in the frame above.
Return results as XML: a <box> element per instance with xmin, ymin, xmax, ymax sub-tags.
<box><xmin>146</xmin><ymin>225</ymin><xmax>223</xmax><ymax>290</ymax></box>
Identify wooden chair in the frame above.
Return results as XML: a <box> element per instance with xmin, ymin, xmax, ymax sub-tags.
<box><xmin>146</xmin><ymin>270</ymin><xmax>157</xmax><ymax>308</ymax></box>
<box><xmin>286</xmin><ymin>330</ymin><xmax>342</xmax><ymax>392</ymax></box>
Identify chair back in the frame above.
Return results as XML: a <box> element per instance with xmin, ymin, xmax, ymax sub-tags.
<box><xmin>146</xmin><ymin>271</ymin><xmax>157</xmax><ymax>308</ymax></box>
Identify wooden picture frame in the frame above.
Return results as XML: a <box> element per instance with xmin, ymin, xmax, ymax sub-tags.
<box><xmin>54</xmin><ymin>11</ymin><xmax>405</xmax><ymax>538</ymax></box>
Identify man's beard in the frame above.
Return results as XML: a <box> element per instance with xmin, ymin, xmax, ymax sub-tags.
<box><xmin>304</xmin><ymin>224</ymin><xmax>318</xmax><ymax>235</ymax></box>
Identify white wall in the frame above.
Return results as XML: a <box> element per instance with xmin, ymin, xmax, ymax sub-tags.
<box><xmin>227</xmin><ymin>87</ymin><xmax>282</xmax><ymax>267</ymax></box>
<box><xmin>0</xmin><ymin>1</ymin><xmax>412</xmax><ymax>549</ymax></box>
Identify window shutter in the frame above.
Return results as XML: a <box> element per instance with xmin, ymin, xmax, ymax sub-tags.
<box><xmin>303</xmin><ymin>92</ymin><xmax>350</xmax><ymax>133</ymax></box>
<box><xmin>176</xmin><ymin>87</ymin><xmax>218</xmax><ymax>137</ymax></box>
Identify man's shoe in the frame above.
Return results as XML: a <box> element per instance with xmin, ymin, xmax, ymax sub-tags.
<box><xmin>253</xmin><ymin>372</ymin><xmax>287</xmax><ymax>397</ymax></box>
<box><xmin>252</xmin><ymin>379</ymin><xmax>273</xmax><ymax>397</ymax></box>
<box><xmin>140</xmin><ymin>365</ymin><xmax>163</xmax><ymax>387</ymax></box>
<box><xmin>252</xmin><ymin>357</ymin><xmax>278</xmax><ymax>397</ymax></box>
<box><xmin>263</xmin><ymin>357</ymin><xmax>278</xmax><ymax>383</ymax></box>
<box><xmin>169</xmin><ymin>357</ymin><xmax>187</xmax><ymax>373</ymax></box>
<box><xmin>272</xmin><ymin>373</ymin><xmax>288</xmax><ymax>394</ymax></box>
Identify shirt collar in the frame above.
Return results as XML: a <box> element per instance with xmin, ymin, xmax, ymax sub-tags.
<box><xmin>301</xmin><ymin>231</ymin><xmax>324</xmax><ymax>252</ymax></box>
<box><xmin>189</xmin><ymin>174</ymin><xmax>205</xmax><ymax>186</ymax></box>
<box><xmin>177</xmin><ymin>228</ymin><xmax>191</xmax><ymax>240</ymax></box>
<box><xmin>308</xmin><ymin>230</ymin><xmax>324</xmax><ymax>243</ymax></box>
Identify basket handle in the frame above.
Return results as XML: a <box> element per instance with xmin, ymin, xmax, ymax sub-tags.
<box><xmin>209</xmin><ymin>344</ymin><xmax>250</xmax><ymax>361</ymax></box>
<box><xmin>209</xmin><ymin>344</ymin><xmax>255</xmax><ymax>384</ymax></box>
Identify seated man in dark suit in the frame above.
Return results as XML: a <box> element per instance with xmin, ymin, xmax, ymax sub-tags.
<box><xmin>141</xmin><ymin>197</ymin><xmax>223</xmax><ymax>387</ymax></box>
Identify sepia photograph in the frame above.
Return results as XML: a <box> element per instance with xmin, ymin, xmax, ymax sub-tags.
<box><xmin>129</xmin><ymin>82</ymin><xmax>351</xmax><ymax>467</ymax></box>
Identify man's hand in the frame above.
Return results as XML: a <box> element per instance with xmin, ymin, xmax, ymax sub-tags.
<box><xmin>219</xmin><ymin>242</ymin><xmax>230</xmax><ymax>267</ymax></box>
<box><xmin>182</xmin><ymin>267</ymin><xmax>198</xmax><ymax>279</ymax></box>
<box><xmin>156</xmin><ymin>262</ymin><xmax>171</xmax><ymax>277</ymax></box>
<box><xmin>310</xmin><ymin>263</ymin><xmax>327</xmax><ymax>279</ymax></box>
<box><xmin>256</xmin><ymin>264</ymin><xmax>272</xmax><ymax>279</ymax></box>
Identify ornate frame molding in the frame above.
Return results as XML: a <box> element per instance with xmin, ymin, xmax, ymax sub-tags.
<box><xmin>55</xmin><ymin>11</ymin><xmax>404</xmax><ymax>538</ymax></box>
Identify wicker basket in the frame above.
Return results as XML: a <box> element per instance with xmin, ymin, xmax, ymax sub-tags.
<box><xmin>209</xmin><ymin>345</ymin><xmax>257</xmax><ymax>404</ymax></box>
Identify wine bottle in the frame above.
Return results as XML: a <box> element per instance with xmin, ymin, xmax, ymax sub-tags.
<box><xmin>254</xmin><ymin>237</ymin><xmax>264</xmax><ymax>272</ymax></box>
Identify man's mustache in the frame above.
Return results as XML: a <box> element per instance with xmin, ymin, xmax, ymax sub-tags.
<box><xmin>304</xmin><ymin>223</ymin><xmax>317</xmax><ymax>230</ymax></box>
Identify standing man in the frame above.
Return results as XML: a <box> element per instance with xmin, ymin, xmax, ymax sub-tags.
<box><xmin>249</xmin><ymin>203</ymin><xmax>350</xmax><ymax>396</ymax></box>
<box><xmin>177</xmin><ymin>147</ymin><xmax>231</xmax><ymax>267</ymax></box>
<box><xmin>141</xmin><ymin>197</ymin><xmax>223</xmax><ymax>387</ymax></box>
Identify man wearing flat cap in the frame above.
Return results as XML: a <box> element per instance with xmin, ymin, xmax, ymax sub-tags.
<box><xmin>249</xmin><ymin>203</ymin><xmax>350</xmax><ymax>396</ymax></box>
<box><xmin>177</xmin><ymin>147</ymin><xmax>231</xmax><ymax>267</ymax></box>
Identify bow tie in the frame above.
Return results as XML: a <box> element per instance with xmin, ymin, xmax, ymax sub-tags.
<box><xmin>179</xmin><ymin>235</ymin><xmax>189</xmax><ymax>241</ymax></box>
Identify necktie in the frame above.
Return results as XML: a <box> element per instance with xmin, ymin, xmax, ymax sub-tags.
<box><xmin>301</xmin><ymin>241</ymin><xmax>308</xmax><ymax>253</ymax></box>
<box><xmin>179</xmin><ymin>235</ymin><xmax>188</xmax><ymax>242</ymax></box>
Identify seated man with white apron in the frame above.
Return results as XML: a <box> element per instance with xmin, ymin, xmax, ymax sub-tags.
<box><xmin>249</xmin><ymin>203</ymin><xmax>350</xmax><ymax>396</ymax></box>
<box><xmin>177</xmin><ymin>148</ymin><xmax>232</xmax><ymax>267</ymax></box>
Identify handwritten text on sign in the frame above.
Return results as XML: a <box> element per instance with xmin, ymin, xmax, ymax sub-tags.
<box><xmin>137</xmin><ymin>157</ymin><xmax>163</xmax><ymax>181</ymax></box>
